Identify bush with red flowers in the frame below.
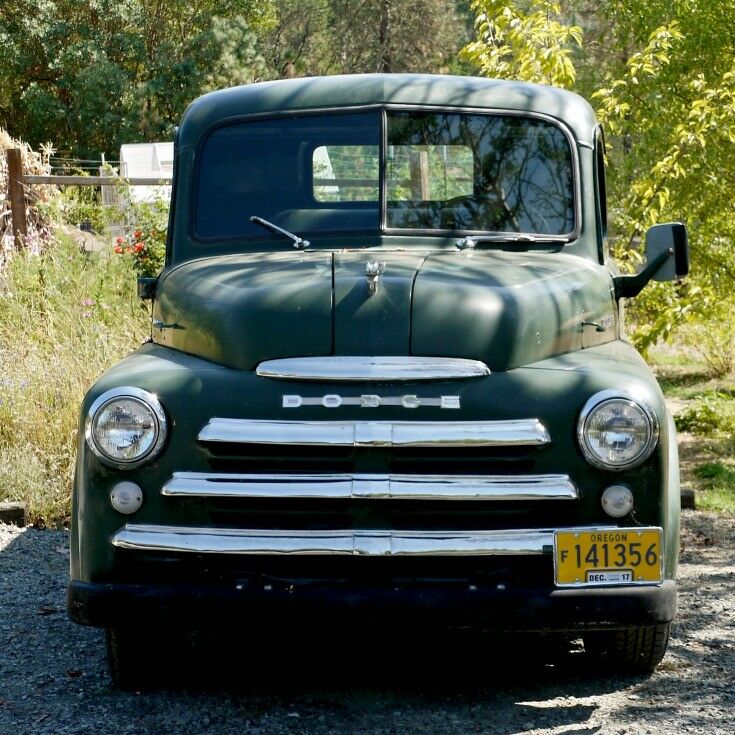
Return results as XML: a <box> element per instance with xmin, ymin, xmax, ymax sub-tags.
<box><xmin>113</xmin><ymin>201</ymin><xmax>167</xmax><ymax>277</ymax></box>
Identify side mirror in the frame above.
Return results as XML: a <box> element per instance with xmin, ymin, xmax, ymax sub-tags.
<box><xmin>614</xmin><ymin>222</ymin><xmax>689</xmax><ymax>299</ymax></box>
<box><xmin>137</xmin><ymin>276</ymin><xmax>157</xmax><ymax>300</ymax></box>
<box><xmin>646</xmin><ymin>222</ymin><xmax>689</xmax><ymax>281</ymax></box>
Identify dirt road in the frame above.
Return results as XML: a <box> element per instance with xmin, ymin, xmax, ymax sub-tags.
<box><xmin>0</xmin><ymin>510</ymin><xmax>733</xmax><ymax>735</ymax></box>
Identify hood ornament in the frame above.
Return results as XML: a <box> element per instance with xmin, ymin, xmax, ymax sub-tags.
<box><xmin>365</xmin><ymin>261</ymin><xmax>385</xmax><ymax>296</ymax></box>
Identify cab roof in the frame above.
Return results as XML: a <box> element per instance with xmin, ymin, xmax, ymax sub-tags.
<box><xmin>178</xmin><ymin>74</ymin><xmax>598</xmax><ymax>148</ymax></box>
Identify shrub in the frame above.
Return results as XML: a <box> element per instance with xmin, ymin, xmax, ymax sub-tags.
<box><xmin>113</xmin><ymin>199</ymin><xmax>167</xmax><ymax>277</ymax></box>
<box><xmin>681</xmin><ymin>318</ymin><xmax>735</xmax><ymax>378</ymax></box>
<box><xmin>675</xmin><ymin>393</ymin><xmax>735</xmax><ymax>436</ymax></box>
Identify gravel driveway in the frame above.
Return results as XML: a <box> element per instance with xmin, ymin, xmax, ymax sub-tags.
<box><xmin>1</xmin><ymin>510</ymin><xmax>733</xmax><ymax>735</ymax></box>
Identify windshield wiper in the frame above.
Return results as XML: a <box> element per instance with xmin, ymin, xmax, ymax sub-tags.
<box><xmin>250</xmin><ymin>216</ymin><xmax>310</xmax><ymax>250</ymax></box>
<box><xmin>455</xmin><ymin>233</ymin><xmax>568</xmax><ymax>250</ymax></box>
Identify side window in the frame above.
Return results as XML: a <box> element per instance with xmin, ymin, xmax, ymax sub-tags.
<box><xmin>594</xmin><ymin>127</ymin><xmax>608</xmax><ymax>245</ymax></box>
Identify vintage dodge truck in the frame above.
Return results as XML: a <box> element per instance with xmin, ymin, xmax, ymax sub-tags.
<box><xmin>67</xmin><ymin>74</ymin><xmax>689</xmax><ymax>686</ymax></box>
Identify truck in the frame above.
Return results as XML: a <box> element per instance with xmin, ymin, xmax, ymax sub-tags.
<box><xmin>67</xmin><ymin>74</ymin><xmax>689</xmax><ymax>687</ymax></box>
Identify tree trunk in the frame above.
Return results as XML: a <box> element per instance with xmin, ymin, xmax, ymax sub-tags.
<box><xmin>378</xmin><ymin>0</ymin><xmax>392</xmax><ymax>72</ymax></box>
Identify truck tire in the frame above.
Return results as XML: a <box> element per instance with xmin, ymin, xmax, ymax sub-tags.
<box><xmin>583</xmin><ymin>623</ymin><xmax>671</xmax><ymax>673</ymax></box>
<box><xmin>106</xmin><ymin>627</ymin><xmax>182</xmax><ymax>689</ymax></box>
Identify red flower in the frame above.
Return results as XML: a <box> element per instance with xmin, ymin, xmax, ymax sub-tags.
<box><xmin>134</xmin><ymin>230</ymin><xmax>142</xmax><ymax>239</ymax></box>
<box><xmin>114</xmin><ymin>245</ymin><xmax>123</xmax><ymax>254</ymax></box>
<box><xmin>115</xmin><ymin>236</ymin><xmax>124</xmax><ymax>244</ymax></box>
<box><xmin>134</xmin><ymin>243</ymin><xmax>144</xmax><ymax>253</ymax></box>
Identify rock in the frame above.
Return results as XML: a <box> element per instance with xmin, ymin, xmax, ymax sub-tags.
<box><xmin>0</xmin><ymin>502</ymin><xmax>26</xmax><ymax>526</ymax></box>
<box><xmin>681</xmin><ymin>487</ymin><xmax>696</xmax><ymax>510</ymax></box>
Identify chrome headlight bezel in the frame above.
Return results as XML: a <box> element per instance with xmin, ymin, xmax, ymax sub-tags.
<box><xmin>577</xmin><ymin>389</ymin><xmax>659</xmax><ymax>471</ymax></box>
<box><xmin>85</xmin><ymin>387</ymin><xmax>167</xmax><ymax>469</ymax></box>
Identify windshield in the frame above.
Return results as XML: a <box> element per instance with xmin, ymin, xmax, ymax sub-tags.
<box><xmin>194</xmin><ymin>109</ymin><xmax>576</xmax><ymax>241</ymax></box>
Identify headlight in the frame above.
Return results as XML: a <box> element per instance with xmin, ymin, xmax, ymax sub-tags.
<box><xmin>577</xmin><ymin>390</ymin><xmax>658</xmax><ymax>471</ymax></box>
<box><xmin>85</xmin><ymin>387</ymin><xmax>167</xmax><ymax>468</ymax></box>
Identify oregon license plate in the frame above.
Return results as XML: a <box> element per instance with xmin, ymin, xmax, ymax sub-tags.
<box><xmin>553</xmin><ymin>528</ymin><xmax>663</xmax><ymax>587</ymax></box>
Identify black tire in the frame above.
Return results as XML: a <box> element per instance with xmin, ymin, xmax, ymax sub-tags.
<box><xmin>583</xmin><ymin>623</ymin><xmax>671</xmax><ymax>673</ymax></box>
<box><xmin>106</xmin><ymin>627</ymin><xmax>188</xmax><ymax>689</ymax></box>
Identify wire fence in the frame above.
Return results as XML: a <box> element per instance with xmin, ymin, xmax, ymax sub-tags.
<box><xmin>48</xmin><ymin>156</ymin><xmax>122</xmax><ymax>175</ymax></box>
<box><xmin>3</xmin><ymin>148</ymin><xmax>171</xmax><ymax>249</ymax></box>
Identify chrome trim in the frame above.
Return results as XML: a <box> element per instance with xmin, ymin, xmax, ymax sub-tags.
<box><xmin>255</xmin><ymin>356</ymin><xmax>491</xmax><ymax>382</ymax></box>
<box><xmin>281</xmin><ymin>393</ymin><xmax>461</xmax><ymax>409</ymax></box>
<box><xmin>85</xmin><ymin>387</ymin><xmax>168</xmax><ymax>470</ymax></box>
<box><xmin>162</xmin><ymin>472</ymin><xmax>577</xmax><ymax>501</ymax></box>
<box><xmin>113</xmin><ymin>525</ymin><xmax>611</xmax><ymax>556</ymax></box>
<box><xmin>577</xmin><ymin>389</ymin><xmax>659</xmax><ymax>471</ymax></box>
<box><xmin>198</xmin><ymin>418</ymin><xmax>550</xmax><ymax>447</ymax></box>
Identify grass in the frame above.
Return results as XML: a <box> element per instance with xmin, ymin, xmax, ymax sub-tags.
<box><xmin>651</xmin><ymin>348</ymin><xmax>735</xmax><ymax>515</ymax></box>
<box><xmin>694</xmin><ymin>463</ymin><xmax>735</xmax><ymax>514</ymax></box>
<box><xmin>0</xmin><ymin>232</ymin><xmax>149</xmax><ymax>524</ymax></box>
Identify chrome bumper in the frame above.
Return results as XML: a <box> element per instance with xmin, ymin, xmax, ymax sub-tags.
<box><xmin>161</xmin><ymin>472</ymin><xmax>578</xmax><ymax>501</ymax></box>
<box><xmin>111</xmin><ymin>525</ymin><xmax>613</xmax><ymax>557</ymax></box>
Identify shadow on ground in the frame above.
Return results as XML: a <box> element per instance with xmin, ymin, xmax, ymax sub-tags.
<box><xmin>0</xmin><ymin>512</ymin><xmax>733</xmax><ymax>735</ymax></box>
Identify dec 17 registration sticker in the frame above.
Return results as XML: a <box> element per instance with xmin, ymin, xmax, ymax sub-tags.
<box><xmin>553</xmin><ymin>528</ymin><xmax>663</xmax><ymax>587</ymax></box>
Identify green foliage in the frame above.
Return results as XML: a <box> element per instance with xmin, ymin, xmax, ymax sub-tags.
<box><xmin>0</xmin><ymin>1</ymin><xmax>472</xmax><ymax>158</ymax></box>
<box><xmin>577</xmin><ymin>4</ymin><xmax>735</xmax><ymax>358</ymax></box>
<box><xmin>675</xmin><ymin>393</ymin><xmax>735</xmax><ymax>437</ymax></box>
<box><xmin>460</xmin><ymin>1</ymin><xmax>582</xmax><ymax>88</ymax></box>
<box><xmin>0</xmin><ymin>1</ymin><xmax>270</xmax><ymax>158</ymax></box>
<box><xmin>462</xmin><ymin>1</ymin><xmax>735</xmax><ymax>366</ymax></box>
<box><xmin>57</xmin><ymin>181</ymin><xmax>109</xmax><ymax>234</ymax></box>
<box><xmin>0</xmin><ymin>232</ymin><xmax>149</xmax><ymax>524</ymax></box>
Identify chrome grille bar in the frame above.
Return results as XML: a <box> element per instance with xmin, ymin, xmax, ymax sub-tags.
<box><xmin>162</xmin><ymin>472</ymin><xmax>577</xmax><ymax>501</ymax></box>
<box><xmin>112</xmin><ymin>525</ymin><xmax>590</xmax><ymax>556</ymax></box>
<box><xmin>198</xmin><ymin>418</ymin><xmax>550</xmax><ymax>447</ymax></box>
<box><xmin>256</xmin><ymin>355</ymin><xmax>491</xmax><ymax>381</ymax></box>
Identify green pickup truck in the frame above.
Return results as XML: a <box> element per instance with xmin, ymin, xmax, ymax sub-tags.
<box><xmin>67</xmin><ymin>74</ymin><xmax>689</xmax><ymax>686</ymax></box>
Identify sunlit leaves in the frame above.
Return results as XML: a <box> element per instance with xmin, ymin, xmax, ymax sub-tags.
<box><xmin>460</xmin><ymin>1</ymin><xmax>582</xmax><ymax>89</ymax></box>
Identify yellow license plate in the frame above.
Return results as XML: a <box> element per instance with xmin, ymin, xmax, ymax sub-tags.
<box><xmin>554</xmin><ymin>528</ymin><xmax>663</xmax><ymax>587</ymax></box>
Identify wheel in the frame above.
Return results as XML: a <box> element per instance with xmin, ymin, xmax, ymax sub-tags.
<box><xmin>106</xmin><ymin>627</ymin><xmax>190</xmax><ymax>689</ymax></box>
<box><xmin>583</xmin><ymin>623</ymin><xmax>671</xmax><ymax>673</ymax></box>
<box><xmin>106</xmin><ymin>627</ymin><xmax>159</xmax><ymax>689</ymax></box>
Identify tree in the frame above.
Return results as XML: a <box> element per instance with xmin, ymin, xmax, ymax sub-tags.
<box><xmin>259</xmin><ymin>0</ymin><xmax>470</xmax><ymax>78</ymax></box>
<box><xmin>0</xmin><ymin>0</ymin><xmax>270</xmax><ymax>158</ymax></box>
<box><xmin>462</xmin><ymin>0</ymin><xmax>735</xmax><ymax>367</ymax></box>
<box><xmin>460</xmin><ymin>1</ymin><xmax>582</xmax><ymax>88</ymax></box>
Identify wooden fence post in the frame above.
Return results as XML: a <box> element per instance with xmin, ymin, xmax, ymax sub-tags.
<box><xmin>6</xmin><ymin>148</ymin><xmax>27</xmax><ymax>247</ymax></box>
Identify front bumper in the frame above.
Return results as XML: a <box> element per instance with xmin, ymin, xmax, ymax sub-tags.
<box><xmin>68</xmin><ymin>578</ymin><xmax>676</xmax><ymax>632</ymax></box>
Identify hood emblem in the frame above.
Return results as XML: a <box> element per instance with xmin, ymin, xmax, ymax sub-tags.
<box><xmin>365</xmin><ymin>261</ymin><xmax>386</xmax><ymax>296</ymax></box>
<box><xmin>283</xmin><ymin>394</ymin><xmax>460</xmax><ymax>409</ymax></box>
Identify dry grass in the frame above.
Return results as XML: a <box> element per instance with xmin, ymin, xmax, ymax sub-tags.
<box><xmin>0</xmin><ymin>232</ymin><xmax>149</xmax><ymax>524</ymax></box>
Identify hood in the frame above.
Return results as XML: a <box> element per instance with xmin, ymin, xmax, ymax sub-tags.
<box><xmin>153</xmin><ymin>249</ymin><xmax>615</xmax><ymax>371</ymax></box>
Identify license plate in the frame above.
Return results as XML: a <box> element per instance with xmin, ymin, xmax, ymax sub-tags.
<box><xmin>553</xmin><ymin>528</ymin><xmax>663</xmax><ymax>587</ymax></box>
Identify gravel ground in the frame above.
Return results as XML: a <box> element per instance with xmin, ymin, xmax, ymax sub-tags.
<box><xmin>1</xmin><ymin>510</ymin><xmax>733</xmax><ymax>735</ymax></box>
